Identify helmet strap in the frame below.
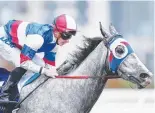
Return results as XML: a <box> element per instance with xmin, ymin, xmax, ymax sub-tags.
<box><xmin>54</xmin><ymin>31</ymin><xmax>61</xmax><ymax>45</ymax></box>
<box><xmin>56</xmin><ymin>38</ymin><xmax>59</xmax><ymax>45</ymax></box>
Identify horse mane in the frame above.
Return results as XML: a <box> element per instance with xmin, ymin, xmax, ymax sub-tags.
<box><xmin>69</xmin><ymin>36</ymin><xmax>103</xmax><ymax>66</ymax></box>
<box><xmin>57</xmin><ymin>36</ymin><xmax>103</xmax><ymax>75</ymax></box>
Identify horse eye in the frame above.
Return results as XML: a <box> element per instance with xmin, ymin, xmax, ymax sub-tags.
<box><xmin>115</xmin><ymin>45</ymin><xmax>125</xmax><ymax>54</ymax></box>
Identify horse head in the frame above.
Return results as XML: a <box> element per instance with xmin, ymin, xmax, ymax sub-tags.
<box><xmin>100</xmin><ymin>22</ymin><xmax>153</xmax><ymax>88</ymax></box>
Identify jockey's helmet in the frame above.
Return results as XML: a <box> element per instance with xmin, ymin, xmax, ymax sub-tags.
<box><xmin>53</xmin><ymin>14</ymin><xmax>77</xmax><ymax>40</ymax></box>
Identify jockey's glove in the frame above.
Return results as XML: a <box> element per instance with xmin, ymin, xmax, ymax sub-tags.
<box><xmin>40</xmin><ymin>67</ymin><xmax>58</xmax><ymax>78</ymax></box>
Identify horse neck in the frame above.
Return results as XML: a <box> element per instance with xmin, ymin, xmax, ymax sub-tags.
<box><xmin>19</xmin><ymin>42</ymin><xmax>109</xmax><ymax>113</ymax></box>
<box><xmin>71</xmin><ymin>41</ymin><xmax>108</xmax><ymax>77</ymax></box>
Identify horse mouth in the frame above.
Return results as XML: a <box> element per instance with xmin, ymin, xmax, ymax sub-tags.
<box><xmin>129</xmin><ymin>73</ymin><xmax>152</xmax><ymax>89</ymax></box>
<box><xmin>139</xmin><ymin>77</ymin><xmax>152</xmax><ymax>89</ymax></box>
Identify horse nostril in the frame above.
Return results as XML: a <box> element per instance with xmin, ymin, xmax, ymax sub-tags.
<box><xmin>140</xmin><ymin>73</ymin><xmax>149</xmax><ymax>79</ymax></box>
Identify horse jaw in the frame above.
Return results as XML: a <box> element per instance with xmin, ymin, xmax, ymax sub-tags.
<box><xmin>117</xmin><ymin>53</ymin><xmax>153</xmax><ymax>89</ymax></box>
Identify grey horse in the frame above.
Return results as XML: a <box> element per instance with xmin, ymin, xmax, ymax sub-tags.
<box><xmin>14</xmin><ymin>23</ymin><xmax>152</xmax><ymax>113</ymax></box>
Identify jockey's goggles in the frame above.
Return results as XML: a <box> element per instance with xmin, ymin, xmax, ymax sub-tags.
<box><xmin>61</xmin><ymin>31</ymin><xmax>76</xmax><ymax>40</ymax></box>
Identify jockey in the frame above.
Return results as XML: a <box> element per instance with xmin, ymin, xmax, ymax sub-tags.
<box><xmin>0</xmin><ymin>14</ymin><xmax>77</xmax><ymax>102</ymax></box>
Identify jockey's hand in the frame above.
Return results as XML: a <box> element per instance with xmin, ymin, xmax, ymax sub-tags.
<box><xmin>41</xmin><ymin>67</ymin><xmax>58</xmax><ymax>78</ymax></box>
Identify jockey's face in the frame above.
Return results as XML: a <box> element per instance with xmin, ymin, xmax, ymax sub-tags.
<box><xmin>54</xmin><ymin>30</ymin><xmax>61</xmax><ymax>39</ymax></box>
<box><xmin>54</xmin><ymin>31</ymin><xmax>69</xmax><ymax>46</ymax></box>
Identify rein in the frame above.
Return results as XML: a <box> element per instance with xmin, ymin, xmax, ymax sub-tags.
<box><xmin>55</xmin><ymin>75</ymin><xmax>119</xmax><ymax>79</ymax></box>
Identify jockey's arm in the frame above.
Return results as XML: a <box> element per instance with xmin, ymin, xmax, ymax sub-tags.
<box><xmin>43</xmin><ymin>51</ymin><xmax>58</xmax><ymax>75</ymax></box>
<box><xmin>20</xmin><ymin>34</ymin><xmax>44</xmax><ymax>73</ymax></box>
<box><xmin>19</xmin><ymin>34</ymin><xmax>57</xmax><ymax>77</ymax></box>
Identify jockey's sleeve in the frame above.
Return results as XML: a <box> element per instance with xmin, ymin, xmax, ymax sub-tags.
<box><xmin>43</xmin><ymin>52</ymin><xmax>56</xmax><ymax>69</ymax></box>
<box><xmin>20</xmin><ymin>34</ymin><xmax>44</xmax><ymax>73</ymax></box>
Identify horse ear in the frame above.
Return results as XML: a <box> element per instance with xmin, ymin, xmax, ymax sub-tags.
<box><xmin>99</xmin><ymin>22</ymin><xmax>110</xmax><ymax>39</ymax></box>
<box><xmin>109</xmin><ymin>23</ymin><xmax>119</xmax><ymax>35</ymax></box>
